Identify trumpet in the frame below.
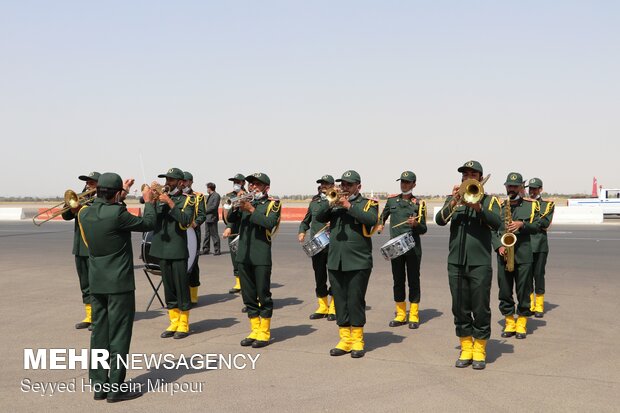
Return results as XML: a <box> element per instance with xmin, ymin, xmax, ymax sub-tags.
<box><xmin>222</xmin><ymin>192</ymin><xmax>255</xmax><ymax>210</ymax></box>
<box><xmin>141</xmin><ymin>182</ymin><xmax>170</xmax><ymax>201</ymax></box>
<box><xmin>443</xmin><ymin>174</ymin><xmax>490</xmax><ymax>220</ymax></box>
<box><xmin>325</xmin><ymin>187</ymin><xmax>349</xmax><ymax>206</ymax></box>
<box><xmin>32</xmin><ymin>188</ymin><xmax>97</xmax><ymax>226</ymax></box>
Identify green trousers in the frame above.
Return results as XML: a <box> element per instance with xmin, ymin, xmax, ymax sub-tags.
<box><xmin>311</xmin><ymin>247</ymin><xmax>330</xmax><ymax>298</ymax></box>
<box><xmin>160</xmin><ymin>259</ymin><xmax>191</xmax><ymax>311</ymax></box>
<box><xmin>532</xmin><ymin>252</ymin><xmax>547</xmax><ymax>295</ymax></box>
<box><xmin>391</xmin><ymin>249</ymin><xmax>421</xmax><ymax>303</ymax></box>
<box><xmin>448</xmin><ymin>264</ymin><xmax>492</xmax><ymax>340</ymax></box>
<box><xmin>89</xmin><ymin>291</ymin><xmax>135</xmax><ymax>397</ymax></box>
<box><xmin>497</xmin><ymin>257</ymin><xmax>533</xmax><ymax>317</ymax></box>
<box><xmin>189</xmin><ymin>230</ymin><xmax>201</xmax><ymax>288</ymax></box>
<box><xmin>238</xmin><ymin>263</ymin><xmax>273</xmax><ymax>319</ymax></box>
<box><xmin>74</xmin><ymin>255</ymin><xmax>90</xmax><ymax>304</ymax></box>
<box><xmin>229</xmin><ymin>238</ymin><xmax>239</xmax><ymax>277</ymax></box>
<box><xmin>329</xmin><ymin>268</ymin><xmax>371</xmax><ymax>327</ymax></box>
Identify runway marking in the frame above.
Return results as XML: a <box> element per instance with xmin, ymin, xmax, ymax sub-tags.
<box><xmin>549</xmin><ymin>237</ymin><xmax>620</xmax><ymax>241</ymax></box>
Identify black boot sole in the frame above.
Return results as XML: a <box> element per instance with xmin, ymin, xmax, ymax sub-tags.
<box><xmin>173</xmin><ymin>332</ymin><xmax>189</xmax><ymax>339</ymax></box>
<box><xmin>408</xmin><ymin>322</ymin><xmax>419</xmax><ymax>329</ymax></box>
<box><xmin>501</xmin><ymin>331</ymin><xmax>516</xmax><ymax>338</ymax></box>
<box><xmin>455</xmin><ymin>359</ymin><xmax>473</xmax><ymax>368</ymax></box>
<box><xmin>326</xmin><ymin>315</ymin><xmax>337</xmax><ymax>321</ymax></box>
<box><xmin>389</xmin><ymin>321</ymin><xmax>407</xmax><ymax>327</ymax></box>
<box><xmin>351</xmin><ymin>350</ymin><xmax>365</xmax><ymax>358</ymax></box>
<box><xmin>310</xmin><ymin>313</ymin><xmax>328</xmax><ymax>320</ymax></box>
<box><xmin>534</xmin><ymin>312</ymin><xmax>544</xmax><ymax>318</ymax></box>
<box><xmin>160</xmin><ymin>331</ymin><xmax>175</xmax><ymax>338</ymax></box>
<box><xmin>240</xmin><ymin>338</ymin><xmax>256</xmax><ymax>347</ymax></box>
<box><xmin>330</xmin><ymin>348</ymin><xmax>350</xmax><ymax>356</ymax></box>
<box><xmin>75</xmin><ymin>322</ymin><xmax>91</xmax><ymax>330</ymax></box>
<box><xmin>251</xmin><ymin>340</ymin><xmax>269</xmax><ymax>348</ymax></box>
<box><xmin>515</xmin><ymin>333</ymin><xmax>527</xmax><ymax>339</ymax></box>
<box><xmin>472</xmin><ymin>361</ymin><xmax>486</xmax><ymax>370</ymax></box>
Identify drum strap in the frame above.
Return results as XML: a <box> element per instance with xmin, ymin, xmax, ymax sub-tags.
<box><xmin>266</xmin><ymin>200</ymin><xmax>281</xmax><ymax>242</ymax></box>
<box><xmin>362</xmin><ymin>199</ymin><xmax>380</xmax><ymax>238</ymax></box>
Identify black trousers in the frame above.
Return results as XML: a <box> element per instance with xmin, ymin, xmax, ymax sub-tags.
<box><xmin>532</xmin><ymin>252</ymin><xmax>548</xmax><ymax>295</ymax></box>
<box><xmin>238</xmin><ymin>263</ymin><xmax>273</xmax><ymax>319</ymax></box>
<box><xmin>390</xmin><ymin>250</ymin><xmax>421</xmax><ymax>303</ymax></box>
<box><xmin>448</xmin><ymin>264</ymin><xmax>492</xmax><ymax>340</ymax></box>
<box><xmin>329</xmin><ymin>268</ymin><xmax>371</xmax><ymax>327</ymax></box>
<box><xmin>160</xmin><ymin>259</ymin><xmax>191</xmax><ymax>311</ymax></box>
<box><xmin>89</xmin><ymin>291</ymin><xmax>135</xmax><ymax>397</ymax></box>
<box><xmin>75</xmin><ymin>255</ymin><xmax>90</xmax><ymax>304</ymax></box>
<box><xmin>228</xmin><ymin>237</ymin><xmax>239</xmax><ymax>277</ymax></box>
<box><xmin>311</xmin><ymin>248</ymin><xmax>330</xmax><ymax>297</ymax></box>
<box><xmin>497</xmin><ymin>257</ymin><xmax>533</xmax><ymax>317</ymax></box>
<box><xmin>202</xmin><ymin>222</ymin><xmax>220</xmax><ymax>253</ymax></box>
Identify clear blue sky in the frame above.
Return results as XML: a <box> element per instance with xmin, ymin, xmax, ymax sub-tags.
<box><xmin>2</xmin><ymin>1</ymin><xmax>618</xmax><ymax>197</ymax></box>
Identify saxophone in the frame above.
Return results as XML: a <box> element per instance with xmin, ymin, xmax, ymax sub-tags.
<box><xmin>500</xmin><ymin>198</ymin><xmax>517</xmax><ymax>272</ymax></box>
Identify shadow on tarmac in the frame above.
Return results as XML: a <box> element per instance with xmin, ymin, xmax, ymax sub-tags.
<box><xmin>271</xmin><ymin>324</ymin><xmax>316</xmax><ymax>343</ymax></box>
<box><xmin>190</xmin><ymin>317</ymin><xmax>239</xmax><ymax>335</ymax></box>
<box><xmin>273</xmin><ymin>296</ymin><xmax>304</xmax><ymax>309</ymax></box>
<box><xmin>364</xmin><ymin>331</ymin><xmax>407</xmax><ymax>352</ymax></box>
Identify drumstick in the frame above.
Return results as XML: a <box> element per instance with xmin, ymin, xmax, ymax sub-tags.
<box><xmin>392</xmin><ymin>215</ymin><xmax>417</xmax><ymax>229</ymax></box>
<box><xmin>315</xmin><ymin>224</ymin><xmax>329</xmax><ymax>235</ymax></box>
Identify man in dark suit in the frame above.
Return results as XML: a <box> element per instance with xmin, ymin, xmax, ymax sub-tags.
<box><xmin>78</xmin><ymin>172</ymin><xmax>156</xmax><ymax>402</ymax></box>
<box><xmin>202</xmin><ymin>182</ymin><xmax>221</xmax><ymax>255</ymax></box>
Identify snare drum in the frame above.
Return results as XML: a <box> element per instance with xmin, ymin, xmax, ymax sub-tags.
<box><xmin>229</xmin><ymin>235</ymin><xmax>240</xmax><ymax>253</ymax></box>
<box><xmin>302</xmin><ymin>230</ymin><xmax>330</xmax><ymax>257</ymax></box>
<box><xmin>141</xmin><ymin>227</ymin><xmax>199</xmax><ymax>273</ymax></box>
<box><xmin>380</xmin><ymin>232</ymin><xmax>416</xmax><ymax>261</ymax></box>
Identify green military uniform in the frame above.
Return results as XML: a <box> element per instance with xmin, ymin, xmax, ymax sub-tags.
<box><xmin>184</xmin><ymin>171</ymin><xmax>207</xmax><ymax>304</ymax></box>
<box><xmin>62</xmin><ymin>171</ymin><xmax>100</xmax><ymax>329</ymax></box>
<box><xmin>78</xmin><ymin>173</ymin><xmax>155</xmax><ymax>402</ymax></box>
<box><xmin>527</xmin><ymin>177</ymin><xmax>555</xmax><ymax>317</ymax></box>
<box><xmin>224</xmin><ymin>173</ymin><xmax>246</xmax><ymax>293</ymax></box>
<box><xmin>227</xmin><ymin>172</ymin><xmax>281</xmax><ymax>348</ymax></box>
<box><xmin>493</xmin><ymin>172</ymin><xmax>541</xmax><ymax>339</ymax></box>
<box><xmin>149</xmin><ymin>168</ymin><xmax>196</xmax><ymax>339</ymax></box>
<box><xmin>316</xmin><ymin>170</ymin><xmax>379</xmax><ymax>358</ymax></box>
<box><xmin>436</xmin><ymin>160</ymin><xmax>501</xmax><ymax>369</ymax></box>
<box><xmin>380</xmin><ymin>171</ymin><xmax>427</xmax><ymax>329</ymax></box>
<box><xmin>299</xmin><ymin>174</ymin><xmax>336</xmax><ymax>320</ymax></box>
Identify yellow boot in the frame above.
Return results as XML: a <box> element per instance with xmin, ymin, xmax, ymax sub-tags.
<box><xmin>75</xmin><ymin>304</ymin><xmax>92</xmax><ymax>329</ymax></box>
<box><xmin>502</xmin><ymin>314</ymin><xmax>516</xmax><ymax>338</ymax></box>
<box><xmin>161</xmin><ymin>308</ymin><xmax>180</xmax><ymax>338</ymax></box>
<box><xmin>241</xmin><ymin>317</ymin><xmax>261</xmax><ymax>346</ymax></box>
<box><xmin>252</xmin><ymin>318</ymin><xmax>271</xmax><ymax>348</ymax></box>
<box><xmin>190</xmin><ymin>287</ymin><xmax>199</xmax><ymax>305</ymax></box>
<box><xmin>330</xmin><ymin>327</ymin><xmax>352</xmax><ymax>356</ymax></box>
<box><xmin>389</xmin><ymin>302</ymin><xmax>407</xmax><ymax>327</ymax></box>
<box><xmin>174</xmin><ymin>311</ymin><xmax>190</xmax><ymax>339</ymax></box>
<box><xmin>408</xmin><ymin>303</ymin><xmax>420</xmax><ymax>329</ymax></box>
<box><xmin>530</xmin><ymin>293</ymin><xmax>535</xmax><ymax>312</ymax></box>
<box><xmin>516</xmin><ymin>316</ymin><xmax>528</xmax><ymax>339</ymax></box>
<box><xmin>229</xmin><ymin>276</ymin><xmax>241</xmax><ymax>294</ymax></box>
<box><xmin>310</xmin><ymin>296</ymin><xmax>329</xmax><ymax>320</ymax></box>
<box><xmin>472</xmin><ymin>339</ymin><xmax>487</xmax><ymax>370</ymax></box>
<box><xmin>455</xmin><ymin>336</ymin><xmax>474</xmax><ymax>368</ymax></box>
<box><xmin>350</xmin><ymin>327</ymin><xmax>365</xmax><ymax>358</ymax></box>
<box><xmin>534</xmin><ymin>294</ymin><xmax>545</xmax><ymax>318</ymax></box>
<box><xmin>327</xmin><ymin>296</ymin><xmax>336</xmax><ymax>321</ymax></box>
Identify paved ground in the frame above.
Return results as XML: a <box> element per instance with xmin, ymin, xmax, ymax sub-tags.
<box><xmin>1</xmin><ymin>221</ymin><xmax>619</xmax><ymax>412</ymax></box>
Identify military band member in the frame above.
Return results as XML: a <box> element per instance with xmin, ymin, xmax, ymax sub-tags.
<box><xmin>527</xmin><ymin>177</ymin><xmax>555</xmax><ymax>318</ymax></box>
<box><xmin>227</xmin><ymin>172</ymin><xmax>281</xmax><ymax>348</ymax></box>
<box><xmin>62</xmin><ymin>171</ymin><xmax>100</xmax><ymax>330</ymax></box>
<box><xmin>377</xmin><ymin>171</ymin><xmax>427</xmax><ymax>329</ymax></box>
<box><xmin>78</xmin><ymin>172</ymin><xmax>156</xmax><ymax>402</ymax></box>
<box><xmin>298</xmin><ymin>175</ymin><xmax>337</xmax><ymax>321</ymax></box>
<box><xmin>223</xmin><ymin>173</ymin><xmax>246</xmax><ymax>294</ymax></box>
<box><xmin>494</xmin><ymin>172</ymin><xmax>541</xmax><ymax>340</ymax></box>
<box><xmin>182</xmin><ymin>171</ymin><xmax>207</xmax><ymax>305</ymax></box>
<box><xmin>436</xmin><ymin>160</ymin><xmax>501</xmax><ymax>370</ymax></box>
<box><xmin>150</xmin><ymin>167</ymin><xmax>196</xmax><ymax>339</ymax></box>
<box><xmin>316</xmin><ymin>170</ymin><xmax>379</xmax><ymax>358</ymax></box>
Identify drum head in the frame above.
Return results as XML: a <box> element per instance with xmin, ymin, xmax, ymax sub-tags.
<box><xmin>141</xmin><ymin>231</ymin><xmax>161</xmax><ymax>271</ymax></box>
<box><xmin>186</xmin><ymin>228</ymin><xmax>198</xmax><ymax>273</ymax></box>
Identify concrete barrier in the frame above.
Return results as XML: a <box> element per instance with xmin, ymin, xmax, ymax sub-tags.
<box><xmin>433</xmin><ymin>206</ymin><xmax>604</xmax><ymax>225</ymax></box>
<box><xmin>0</xmin><ymin>208</ymin><xmax>25</xmax><ymax>220</ymax></box>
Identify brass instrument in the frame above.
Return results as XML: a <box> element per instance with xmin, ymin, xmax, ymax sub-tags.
<box><xmin>222</xmin><ymin>192</ymin><xmax>255</xmax><ymax>210</ymax></box>
<box><xmin>443</xmin><ymin>174</ymin><xmax>491</xmax><ymax>220</ymax></box>
<box><xmin>32</xmin><ymin>188</ymin><xmax>96</xmax><ymax>226</ymax></box>
<box><xmin>325</xmin><ymin>187</ymin><xmax>349</xmax><ymax>207</ymax></box>
<box><xmin>141</xmin><ymin>182</ymin><xmax>170</xmax><ymax>201</ymax></box>
<box><xmin>500</xmin><ymin>198</ymin><xmax>517</xmax><ymax>272</ymax></box>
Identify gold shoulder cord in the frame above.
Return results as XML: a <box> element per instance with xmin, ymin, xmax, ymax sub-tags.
<box><xmin>530</xmin><ymin>200</ymin><xmax>540</xmax><ymax>223</ymax></box>
<box><xmin>418</xmin><ymin>200</ymin><xmax>427</xmax><ymax>223</ymax></box>
<box><xmin>362</xmin><ymin>199</ymin><xmax>380</xmax><ymax>237</ymax></box>
<box><xmin>178</xmin><ymin>195</ymin><xmax>196</xmax><ymax>230</ymax></box>
<box><xmin>489</xmin><ymin>196</ymin><xmax>502</xmax><ymax>211</ymax></box>
<box><xmin>541</xmin><ymin>201</ymin><xmax>555</xmax><ymax>218</ymax></box>
<box><xmin>77</xmin><ymin>206</ymin><xmax>90</xmax><ymax>248</ymax></box>
<box><xmin>266</xmin><ymin>200</ymin><xmax>282</xmax><ymax>242</ymax></box>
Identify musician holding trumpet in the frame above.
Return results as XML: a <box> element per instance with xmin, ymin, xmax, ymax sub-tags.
<box><xmin>377</xmin><ymin>171</ymin><xmax>427</xmax><ymax>329</ymax></box>
<box><xmin>148</xmin><ymin>167</ymin><xmax>196</xmax><ymax>339</ymax></box>
<box><xmin>493</xmin><ymin>172</ymin><xmax>541</xmax><ymax>340</ymax></box>
<box><xmin>436</xmin><ymin>160</ymin><xmax>501</xmax><ymax>370</ymax></box>
<box><xmin>298</xmin><ymin>175</ymin><xmax>337</xmax><ymax>321</ymax></box>
<box><xmin>61</xmin><ymin>171</ymin><xmax>100</xmax><ymax>330</ymax></box>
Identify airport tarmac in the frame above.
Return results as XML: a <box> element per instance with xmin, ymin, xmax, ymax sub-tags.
<box><xmin>1</xmin><ymin>221</ymin><xmax>619</xmax><ymax>412</ymax></box>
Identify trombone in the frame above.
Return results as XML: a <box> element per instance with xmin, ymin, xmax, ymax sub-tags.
<box><xmin>443</xmin><ymin>174</ymin><xmax>491</xmax><ymax>221</ymax></box>
<box><xmin>32</xmin><ymin>188</ymin><xmax>97</xmax><ymax>226</ymax></box>
<box><xmin>325</xmin><ymin>187</ymin><xmax>349</xmax><ymax>207</ymax></box>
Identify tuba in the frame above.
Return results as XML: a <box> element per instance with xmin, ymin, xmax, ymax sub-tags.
<box><xmin>500</xmin><ymin>198</ymin><xmax>517</xmax><ymax>272</ymax></box>
<box><xmin>325</xmin><ymin>187</ymin><xmax>349</xmax><ymax>207</ymax></box>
